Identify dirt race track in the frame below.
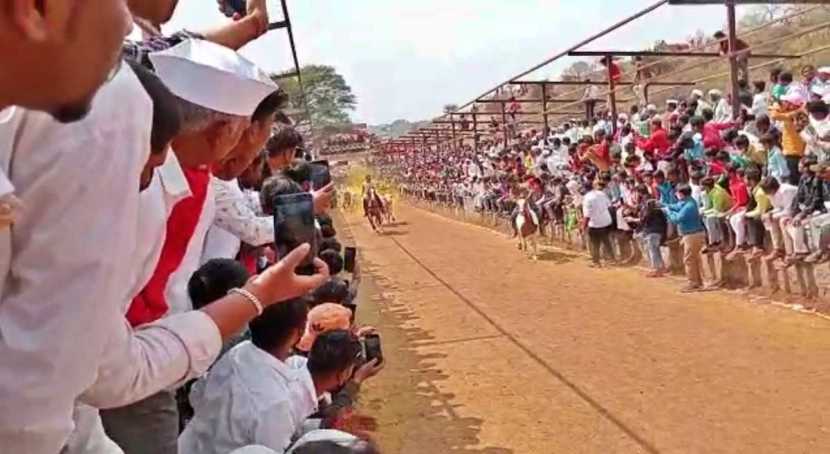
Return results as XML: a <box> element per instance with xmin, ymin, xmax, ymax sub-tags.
<box><xmin>339</xmin><ymin>203</ymin><xmax>830</xmax><ymax>454</ymax></box>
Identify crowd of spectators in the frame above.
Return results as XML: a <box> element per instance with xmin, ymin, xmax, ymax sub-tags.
<box><xmin>0</xmin><ymin>1</ymin><xmax>383</xmax><ymax>453</ymax></box>
<box><xmin>381</xmin><ymin>62</ymin><xmax>830</xmax><ymax>293</ymax></box>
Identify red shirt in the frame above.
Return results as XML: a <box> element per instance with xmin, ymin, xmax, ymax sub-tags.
<box><xmin>608</xmin><ymin>62</ymin><xmax>622</xmax><ymax>82</ymax></box>
<box><xmin>708</xmin><ymin>160</ymin><xmax>727</xmax><ymax>177</ymax></box>
<box><xmin>637</xmin><ymin>127</ymin><xmax>670</xmax><ymax>157</ymax></box>
<box><xmin>728</xmin><ymin>175</ymin><xmax>749</xmax><ymax>208</ymax></box>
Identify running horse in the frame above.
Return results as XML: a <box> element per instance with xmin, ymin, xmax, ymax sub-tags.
<box><xmin>364</xmin><ymin>187</ymin><xmax>385</xmax><ymax>232</ymax></box>
<box><xmin>381</xmin><ymin>195</ymin><xmax>396</xmax><ymax>224</ymax></box>
<box><xmin>514</xmin><ymin>198</ymin><xmax>540</xmax><ymax>260</ymax></box>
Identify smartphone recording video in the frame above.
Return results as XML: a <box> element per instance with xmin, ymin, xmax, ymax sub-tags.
<box><xmin>273</xmin><ymin>193</ymin><xmax>318</xmax><ymax>273</ymax></box>
<box><xmin>362</xmin><ymin>333</ymin><xmax>383</xmax><ymax>365</ymax></box>
<box><xmin>343</xmin><ymin>247</ymin><xmax>357</xmax><ymax>273</ymax></box>
<box><xmin>310</xmin><ymin>160</ymin><xmax>332</xmax><ymax>191</ymax></box>
<box><xmin>219</xmin><ymin>0</ymin><xmax>247</xmax><ymax>17</ymax></box>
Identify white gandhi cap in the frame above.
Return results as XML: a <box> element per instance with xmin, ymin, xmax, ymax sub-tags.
<box><xmin>149</xmin><ymin>39</ymin><xmax>279</xmax><ymax>116</ymax></box>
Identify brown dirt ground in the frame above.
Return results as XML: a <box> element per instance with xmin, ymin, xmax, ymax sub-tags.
<box><xmin>335</xmin><ymin>203</ymin><xmax>830</xmax><ymax>454</ymax></box>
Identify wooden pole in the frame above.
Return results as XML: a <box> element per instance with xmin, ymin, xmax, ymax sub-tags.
<box><xmin>451</xmin><ymin>118</ymin><xmax>457</xmax><ymax>152</ymax></box>
<box><xmin>542</xmin><ymin>83</ymin><xmax>549</xmax><ymax>135</ymax></box>
<box><xmin>501</xmin><ymin>102</ymin><xmax>509</xmax><ymax>148</ymax></box>
<box><xmin>726</xmin><ymin>0</ymin><xmax>741</xmax><ymax>120</ymax></box>
<box><xmin>606</xmin><ymin>56</ymin><xmax>618</xmax><ymax>135</ymax></box>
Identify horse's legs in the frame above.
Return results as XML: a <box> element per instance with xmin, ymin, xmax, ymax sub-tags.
<box><xmin>532</xmin><ymin>237</ymin><xmax>539</xmax><ymax>260</ymax></box>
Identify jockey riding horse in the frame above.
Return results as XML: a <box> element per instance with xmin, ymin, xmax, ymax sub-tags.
<box><xmin>362</xmin><ymin>175</ymin><xmax>385</xmax><ymax>231</ymax></box>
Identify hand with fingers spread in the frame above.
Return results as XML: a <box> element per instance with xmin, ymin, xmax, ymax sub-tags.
<box><xmin>247</xmin><ymin>243</ymin><xmax>330</xmax><ymax>307</ymax></box>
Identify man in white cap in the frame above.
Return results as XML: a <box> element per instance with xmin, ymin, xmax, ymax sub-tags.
<box><xmin>98</xmin><ymin>40</ymin><xmax>303</xmax><ymax>454</ymax></box>
<box><xmin>690</xmin><ymin>89</ymin><xmax>711</xmax><ymax>117</ymax></box>
<box><xmin>709</xmin><ymin>89</ymin><xmax>731</xmax><ymax>123</ymax></box>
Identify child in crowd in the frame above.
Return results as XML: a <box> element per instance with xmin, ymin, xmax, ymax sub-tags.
<box><xmin>741</xmin><ymin>170</ymin><xmax>771</xmax><ymax>260</ymax></box>
<box><xmin>700</xmin><ymin>177</ymin><xmax>733</xmax><ymax>254</ymax></box>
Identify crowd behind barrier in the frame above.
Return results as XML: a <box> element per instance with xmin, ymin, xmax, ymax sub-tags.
<box><xmin>378</xmin><ymin>63</ymin><xmax>830</xmax><ymax>299</ymax></box>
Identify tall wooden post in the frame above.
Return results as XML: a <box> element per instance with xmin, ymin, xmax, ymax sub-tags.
<box><xmin>472</xmin><ymin>114</ymin><xmax>479</xmax><ymax>152</ymax></box>
<box><xmin>451</xmin><ymin>117</ymin><xmax>457</xmax><ymax>152</ymax></box>
<box><xmin>606</xmin><ymin>55</ymin><xmax>618</xmax><ymax>135</ymax></box>
<box><xmin>501</xmin><ymin>101</ymin><xmax>509</xmax><ymax>148</ymax></box>
<box><xmin>726</xmin><ymin>0</ymin><xmax>741</xmax><ymax>119</ymax></box>
<box><xmin>541</xmin><ymin>83</ymin><xmax>550</xmax><ymax>135</ymax></box>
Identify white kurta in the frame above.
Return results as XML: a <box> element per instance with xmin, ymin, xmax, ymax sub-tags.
<box><xmin>202</xmin><ymin>177</ymin><xmax>274</xmax><ymax>264</ymax></box>
<box><xmin>0</xmin><ymin>65</ymin><xmax>223</xmax><ymax>454</ymax></box>
<box><xmin>179</xmin><ymin>341</ymin><xmax>318</xmax><ymax>454</ymax></box>
<box><xmin>0</xmin><ymin>66</ymin><xmax>150</xmax><ymax>453</ymax></box>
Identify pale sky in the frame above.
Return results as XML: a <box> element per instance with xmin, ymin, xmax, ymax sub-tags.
<box><xmin>159</xmin><ymin>0</ymin><xmax>751</xmax><ymax>125</ymax></box>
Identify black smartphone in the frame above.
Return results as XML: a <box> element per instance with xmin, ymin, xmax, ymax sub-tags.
<box><xmin>362</xmin><ymin>334</ymin><xmax>383</xmax><ymax>364</ymax></box>
<box><xmin>273</xmin><ymin>192</ymin><xmax>317</xmax><ymax>271</ymax></box>
<box><xmin>343</xmin><ymin>247</ymin><xmax>357</xmax><ymax>273</ymax></box>
<box><xmin>219</xmin><ymin>0</ymin><xmax>246</xmax><ymax>17</ymax></box>
<box><xmin>310</xmin><ymin>160</ymin><xmax>331</xmax><ymax>191</ymax></box>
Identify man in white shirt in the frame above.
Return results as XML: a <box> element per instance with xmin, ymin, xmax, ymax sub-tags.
<box><xmin>691</xmin><ymin>89</ymin><xmax>711</xmax><ymax>117</ymax></box>
<box><xmin>752</xmin><ymin>81</ymin><xmax>769</xmax><ymax>118</ymax></box>
<box><xmin>180</xmin><ymin>303</ymin><xmax>363</xmax><ymax>454</ymax></box>
<box><xmin>762</xmin><ymin>176</ymin><xmax>798</xmax><ymax>261</ymax></box>
<box><xmin>710</xmin><ymin>89</ymin><xmax>732</xmax><ymax>123</ymax></box>
<box><xmin>581</xmin><ymin>180</ymin><xmax>616</xmax><ymax>267</ymax></box>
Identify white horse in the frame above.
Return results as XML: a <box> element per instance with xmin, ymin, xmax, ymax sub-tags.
<box><xmin>514</xmin><ymin>198</ymin><xmax>540</xmax><ymax>260</ymax></box>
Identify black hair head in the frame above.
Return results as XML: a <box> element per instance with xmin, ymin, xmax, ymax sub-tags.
<box><xmin>259</xmin><ymin>176</ymin><xmax>303</xmax><ymax>215</ymax></box>
<box><xmin>320</xmin><ymin>237</ymin><xmax>343</xmax><ymax>254</ymax></box>
<box><xmin>307</xmin><ymin>329</ymin><xmax>362</xmax><ymax>377</ymax></box>
<box><xmin>282</xmin><ymin>159</ymin><xmax>312</xmax><ymax>185</ymax></box>
<box><xmin>319</xmin><ymin>249</ymin><xmax>344</xmax><ymax>275</ymax></box>
<box><xmin>249</xmin><ymin>297</ymin><xmax>310</xmax><ymax>352</ymax></box>
<box><xmin>807</xmin><ymin>100</ymin><xmax>829</xmax><ymax>116</ymax></box>
<box><xmin>267</xmin><ymin>125</ymin><xmax>304</xmax><ymax>158</ymax></box>
<box><xmin>310</xmin><ymin>277</ymin><xmax>351</xmax><ymax>306</ymax></box>
<box><xmin>187</xmin><ymin>259</ymin><xmax>250</xmax><ymax>310</ymax></box>
<box><xmin>675</xmin><ymin>183</ymin><xmax>692</xmax><ymax>196</ymax></box>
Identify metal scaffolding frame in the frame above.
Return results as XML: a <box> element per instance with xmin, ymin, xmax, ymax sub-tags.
<box><xmin>383</xmin><ymin>0</ymin><xmax>826</xmax><ymax>151</ymax></box>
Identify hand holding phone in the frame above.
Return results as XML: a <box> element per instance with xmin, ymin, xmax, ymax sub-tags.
<box><xmin>273</xmin><ymin>193</ymin><xmax>318</xmax><ymax>272</ymax></box>
<box><xmin>361</xmin><ymin>333</ymin><xmax>383</xmax><ymax>365</ymax></box>
<box><xmin>245</xmin><ymin>243</ymin><xmax>330</xmax><ymax>307</ymax></box>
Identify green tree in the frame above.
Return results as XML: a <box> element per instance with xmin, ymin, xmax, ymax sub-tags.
<box><xmin>443</xmin><ymin>104</ymin><xmax>459</xmax><ymax>114</ymax></box>
<box><xmin>272</xmin><ymin>64</ymin><xmax>357</xmax><ymax>129</ymax></box>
